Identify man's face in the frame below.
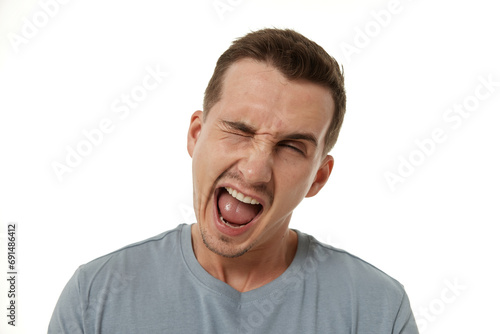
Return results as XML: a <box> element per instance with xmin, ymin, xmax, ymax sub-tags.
<box><xmin>187</xmin><ymin>59</ymin><xmax>334</xmax><ymax>258</ymax></box>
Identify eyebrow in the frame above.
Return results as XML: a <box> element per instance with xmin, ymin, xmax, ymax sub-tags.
<box><xmin>221</xmin><ymin>120</ymin><xmax>318</xmax><ymax>147</ymax></box>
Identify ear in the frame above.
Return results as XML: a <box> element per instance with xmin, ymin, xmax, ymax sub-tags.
<box><xmin>305</xmin><ymin>155</ymin><xmax>334</xmax><ymax>198</ymax></box>
<box><xmin>187</xmin><ymin>110</ymin><xmax>203</xmax><ymax>157</ymax></box>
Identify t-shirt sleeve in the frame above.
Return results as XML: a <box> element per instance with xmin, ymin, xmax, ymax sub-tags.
<box><xmin>394</xmin><ymin>290</ymin><xmax>420</xmax><ymax>334</ymax></box>
<box><xmin>47</xmin><ymin>268</ymin><xmax>85</xmax><ymax>334</ymax></box>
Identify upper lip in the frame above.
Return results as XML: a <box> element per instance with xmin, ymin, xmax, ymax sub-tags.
<box><xmin>216</xmin><ymin>183</ymin><xmax>267</xmax><ymax>209</ymax></box>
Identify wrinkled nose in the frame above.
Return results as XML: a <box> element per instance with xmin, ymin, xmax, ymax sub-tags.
<box><xmin>238</xmin><ymin>147</ymin><xmax>273</xmax><ymax>185</ymax></box>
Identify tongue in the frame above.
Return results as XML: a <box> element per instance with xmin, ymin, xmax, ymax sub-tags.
<box><xmin>218</xmin><ymin>190</ymin><xmax>260</xmax><ymax>225</ymax></box>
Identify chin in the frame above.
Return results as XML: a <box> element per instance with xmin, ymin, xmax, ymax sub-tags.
<box><xmin>199</xmin><ymin>222</ymin><xmax>255</xmax><ymax>258</ymax></box>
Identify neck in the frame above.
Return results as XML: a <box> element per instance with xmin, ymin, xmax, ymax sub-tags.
<box><xmin>191</xmin><ymin>224</ymin><xmax>298</xmax><ymax>293</ymax></box>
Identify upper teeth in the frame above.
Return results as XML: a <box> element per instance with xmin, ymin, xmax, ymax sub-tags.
<box><xmin>225</xmin><ymin>187</ymin><xmax>260</xmax><ymax>205</ymax></box>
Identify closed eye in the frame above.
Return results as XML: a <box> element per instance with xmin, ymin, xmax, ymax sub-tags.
<box><xmin>221</xmin><ymin>120</ymin><xmax>256</xmax><ymax>137</ymax></box>
<box><xmin>279</xmin><ymin>142</ymin><xmax>305</xmax><ymax>155</ymax></box>
<box><xmin>224</xmin><ymin>130</ymin><xmax>252</xmax><ymax>138</ymax></box>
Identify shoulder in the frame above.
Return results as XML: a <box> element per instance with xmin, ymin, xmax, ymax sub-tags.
<box><xmin>287</xmin><ymin>231</ymin><xmax>418</xmax><ymax>333</ymax></box>
<box><xmin>298</xmin><ymin>231</ymin><xmax>407</xmax><ymax>301</ymax></box>
<box><xmin>75</xmin><ymin>224</ymin><xmax>186</xmax><ymax>283</ymax></box>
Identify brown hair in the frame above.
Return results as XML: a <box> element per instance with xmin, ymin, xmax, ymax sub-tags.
<box><xmin>203</xmin><ymin>28</ymin><xmax>346</xmax><ymax>154</ymax></box>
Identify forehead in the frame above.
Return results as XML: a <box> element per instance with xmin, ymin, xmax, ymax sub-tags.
<box><xmin>211</xmin><ymin>59</ymin><xmax>334</xmax><ymax>143</ymax></box>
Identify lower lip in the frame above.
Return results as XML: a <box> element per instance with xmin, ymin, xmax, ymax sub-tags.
<box><xmin>212</xmin><ymin>190</ymin><xmax>258</xmax><ymax>237</ymax></box>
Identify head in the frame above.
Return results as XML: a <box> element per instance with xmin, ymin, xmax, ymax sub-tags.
<box><xmin>187</xmin><ymin>28</ymin><xmax>346</xmax><ymax>259</ymax></box>
<box><xmin>203</xmin><ymin>28</ymin><xmax>346</xmax><ymax>156</ymax></box>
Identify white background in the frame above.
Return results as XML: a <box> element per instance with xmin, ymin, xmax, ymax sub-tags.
<box><xmin>1</xmin><ymin>0</ymin><xmax>499</xmax><ymax>333</ymax></box>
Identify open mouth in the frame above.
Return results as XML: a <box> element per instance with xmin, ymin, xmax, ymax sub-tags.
<box><xmin>216</xmin><ymin>187</ymin><xmax>263</xmax><ymax>228</ymax></box>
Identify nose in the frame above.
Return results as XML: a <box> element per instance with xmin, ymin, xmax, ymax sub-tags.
<box><xmin>238</xmin><ymin>146</ymin><xmax>273</xmax><ymax>185</ymax></box>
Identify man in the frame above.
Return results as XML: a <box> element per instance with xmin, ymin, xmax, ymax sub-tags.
<box><xmin>49</xmin><ymin>28</ymin><xmax>419</xmax><ymax>333</ymax></box>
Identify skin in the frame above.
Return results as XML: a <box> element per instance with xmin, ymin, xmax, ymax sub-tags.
<box><xmin>187</xmin><ymin>58</ymin><xmax>335</xmax><ymax>292</ymax></box>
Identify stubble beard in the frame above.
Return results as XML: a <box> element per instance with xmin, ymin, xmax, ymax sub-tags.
<box><xmin>199</xmin><ymin>224</ymin><xmax>254</xmax><ymax>258</ymax></box>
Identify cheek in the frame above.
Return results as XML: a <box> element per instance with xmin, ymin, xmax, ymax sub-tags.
<box><xmin>192</xmin><ymin>137</ymin><xmax>232</xmax><ymax>190</ymax></box>
<box><xmin>218</xmin><ymin>135</ymin><xmax>254</xmax><ymax>157</ymax></box>
<box><xmin>274</xmin><ymin>164</ymin><xmax>314</xmax><ymax>202</ymax></box>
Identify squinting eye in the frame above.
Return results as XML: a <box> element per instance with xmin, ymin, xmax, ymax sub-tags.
<box><xmin>280</xmin><ymin>143</ymin><xmax>304</xmax><ymax>155</ymax></box>
<box><xmin>230</xmin><ymin>131</ymin><xmax>252</xmax><ymax>138</ymax></box>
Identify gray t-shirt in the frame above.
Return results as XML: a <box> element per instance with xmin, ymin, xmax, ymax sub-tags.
<box><xmin>48</xmin><ymin>224</ymin><xmax>418</xmax><ymax>333</ymax></box>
